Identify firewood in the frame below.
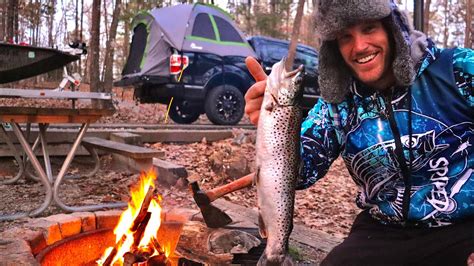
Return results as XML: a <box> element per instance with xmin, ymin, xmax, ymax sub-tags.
<box><xmin>147</xmin><ymin>254</ymin><xmax>170</xmax><ymax>266</ymax></box>
<box><xmin>131</xmin><ymin>187</ymin><xmax>155</xmax><ymax>231</ymax></box>
<box><xmin>103</xmin><ymin>234</ymin><xmax>127</xmax><ymax>266</ymax></box>
<box><xmin>133</xmin><ymin>212</ymin><xmax>152</xmax><ymax>246</ymax></box>
<box><xmin>123</xmin><ymin>252</ymin><xmax>137</xmax><ymax>266</ymax></box>
<box><xmin>151</xmin><ymin>237</ymin><xmax>165</xmax><ymax>255</ymax></box>
<box><xmin>104</xmin><ymin>188</ymin><xmax>154</xmax><ymax>266</ymax></box>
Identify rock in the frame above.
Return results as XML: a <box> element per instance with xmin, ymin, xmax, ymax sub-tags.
<box><xmin>209</xmin><ymin>229</ymin><xmax>261</xmax><ymax>254</ymax></box>
<box><xmin>209</xmin><ymin>145</ymin><xmax>250</xmax><ymax>180</ymax></box>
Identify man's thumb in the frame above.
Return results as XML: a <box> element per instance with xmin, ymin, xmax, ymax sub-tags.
<box><xmin>245</xmin><ymin>56</ymin><xmax>267</xmax><ymax>82</ymax></box>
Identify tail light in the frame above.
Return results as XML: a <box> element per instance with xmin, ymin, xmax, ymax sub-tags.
<box><xmin>170</xmin><ymin>54</ymin><xmax>189</xmax><ymax>75</ymax></box>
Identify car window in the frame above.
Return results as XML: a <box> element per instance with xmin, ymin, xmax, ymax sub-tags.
<box><xmin>192</xmin><ymin>13</ymin><xmax>215</xmax><ymax>40</ymax></box>
<box><xmin>265</xmin><ymin>42</ymin><xmax>288</xmax><ymax>62</ymax></box>
<box><xmin>295</xmin><ymin>49</ymin><xmax>318</xmax><ymax>74</ymax></box>
<box><xmin>214</xmin><ymin>16</ymin><xmax>244</xmax><ymax>43</ymax></box>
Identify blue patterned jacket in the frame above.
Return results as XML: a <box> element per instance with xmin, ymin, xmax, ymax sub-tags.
<box><xmin>298</xmin><ymin>41</ymin><xmax>474</xmax><ymax>227</ymax></box>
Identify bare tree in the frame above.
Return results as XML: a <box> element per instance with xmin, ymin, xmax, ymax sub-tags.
<box><xmin>7</xmin><ymin>0</ymin><xmax>18</xmax><ymax>42</ymax></box>
<box><xmin>0</xmin><ymin>1</ymin><xmax>5</xmax><ymax>41</ymax></box>
<box><xmin>246</xmin><ymin>0</ymin><xmax>252</xmax><ymax>35</ymax></box>
<box><xmin>466</xmin><ymin>0</ymin><xmax>472</xmax><ymax>48</ymax></box>
<box><xmin>47</xmin><ymin>0</ymin><xmax>56</xmax><ymax>47</ymax></box>
<box><xmin>102</xmin><ymin>0</ymin><xmax>122</xmax><ymax>93</ymax></box>
<box><xmin>122</xmin><ymin>1</ymin><xmax>130</xmax><ymax>61</ymax></box>
<box><xmin>423</xmin><ymin>0</ymin><xmax>431</xmax><ymax>34</ymax></box>
<box><xmin>286</xmin><ymin>0</ymin><xmax>305</xmax><ymax>70</ymax></box>
<box><xmin>89</xmin><ymin>0</ymin><xmax>101</xmax><ymax>94</ymax></box>
<box><xmin>443</xmin><ymin>0</ymin><xmax>449</xmax><ymax>47</ymax></box>
<box><xmin>103</xmin><ymin>0</ymin><xmax>109</xmax><ymax>44</ymax></box>
<box><xmin>80</xmin><ymin>0</ymin><xmax>84</xmax><ymax>40</ymax></box>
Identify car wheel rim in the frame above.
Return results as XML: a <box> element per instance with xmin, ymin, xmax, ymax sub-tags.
<box><xmin>216</xmin><ymin>90</ymin><xmax>240</xmax><ymax>121</ymax></box>
<box><xmin>175</xmin><ymin>101</ymin><xmax>193</xmax><ymax>118</ymax></box>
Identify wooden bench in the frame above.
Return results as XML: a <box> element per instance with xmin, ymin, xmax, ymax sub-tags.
<box><xmin>81</xmin><ymin>137</ymin><xmax>165</xmax><ymax>175</ymax></box>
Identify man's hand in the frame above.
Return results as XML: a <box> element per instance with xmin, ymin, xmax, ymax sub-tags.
<box><xmin>244</xmin><ymin>57</ymin><xmax>267</xmax><ymax>125</ymax></box>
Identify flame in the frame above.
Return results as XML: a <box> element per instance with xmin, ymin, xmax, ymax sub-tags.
<box><xmin>97</xmin><ymin>170</ymin><xmax>168</xmax><ymax>265</ymax></box>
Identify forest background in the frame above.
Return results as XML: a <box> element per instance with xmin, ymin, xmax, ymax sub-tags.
<box><xmin>0</xmin><ymin>0</ymin><xmax>472</xmax><ymax>93</ymax></box>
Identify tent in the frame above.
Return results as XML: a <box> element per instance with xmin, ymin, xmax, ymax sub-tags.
<box><xmin>118</xmin><ymin>3</ymin><xmax>256</xmax><ymax>84</ymax></box>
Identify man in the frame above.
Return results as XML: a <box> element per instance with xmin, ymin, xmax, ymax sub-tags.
<box><xmin>244</xmin><ymin>0</ymin><xmax>474</xmax><ymax>265</ymax></box>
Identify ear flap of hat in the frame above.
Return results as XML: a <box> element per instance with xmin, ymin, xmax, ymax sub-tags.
<box><xmin>385</xmin><ymin>14</ymin><xmax>416</xmax><ymax>87</ymax></box>
<box><xmin>318</xmin><ymin>41</ymin><xmax>352</xmax><ymax>103</ymax></box>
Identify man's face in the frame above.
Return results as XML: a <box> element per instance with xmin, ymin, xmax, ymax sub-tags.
<box><xmin>336</xmin><ymin>20</ymin><xmax>395</xmax><ymax>90</ymax></box>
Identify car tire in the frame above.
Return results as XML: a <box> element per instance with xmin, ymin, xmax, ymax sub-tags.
<box><xmin>168</xmin><ymin>99</ymin><xmax>201</xmax><ymax>124</ymax></box>
<box><xmin>205</xmin><ymin>85</ymin><xmax>245</xmax><ymax>125</ymax></box>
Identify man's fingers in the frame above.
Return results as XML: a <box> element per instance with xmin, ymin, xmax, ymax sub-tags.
<box><xmin>245</xmin><ymin>80</ymin><xmax>266</xmax><ymax>101</ymax></box>
<box><xmin>249</xmin><ymin>112</ymin><xmax>260</xmax><ymax>125</ymax></box>
<box><xmin>245</xmin><ymin>96</ymin><xmax>263</xmax><ymax>115</ymax></box>
<box><xmin>245</xmin><ymin>56</ymin><xmax>267</xmax><ymax>82</ymax></box>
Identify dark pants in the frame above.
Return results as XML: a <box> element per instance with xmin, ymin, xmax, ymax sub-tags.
<box><xmin>321</xmin><ymin>210</ymin><xmax>474</xmax><ymax>266</ymax></box>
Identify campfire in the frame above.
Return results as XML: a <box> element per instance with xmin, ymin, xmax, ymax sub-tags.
<box><xmin>97</xmin><ymin>170</ymin><xmax>170</xmax><ymax>266</ymax></box>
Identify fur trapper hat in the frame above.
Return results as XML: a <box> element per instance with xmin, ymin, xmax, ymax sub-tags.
<box><xmin>315</xmin><ymin>0</ymin><xmax>416</xmax><ymax>103</ymax></box>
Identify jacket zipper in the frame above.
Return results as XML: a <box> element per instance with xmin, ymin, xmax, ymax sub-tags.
<box><xmin>383</xmin><ymin>91</ymin><xmax>412</xmax><ymax>225</ymax></box>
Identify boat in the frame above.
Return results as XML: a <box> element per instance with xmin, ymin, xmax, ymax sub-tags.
<box><xmin>0</xmin><ymin>43</ymin><xmax>81</xmax><ymax>84</ymax></box>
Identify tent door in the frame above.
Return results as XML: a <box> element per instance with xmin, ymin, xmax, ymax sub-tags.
<box><xmin>122</xmin><ymin>23</ymin><xmax>148</xmax><ymax>75</ymax></box>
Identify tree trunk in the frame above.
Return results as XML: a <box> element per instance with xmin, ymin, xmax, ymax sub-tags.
<box><xmin>101</xmin><ymin>0</ymin><xmax>110</xmax><ymax>80</ymax></box>
<box><xmin>285</xmin><ymin>0</ymin><xmax>305</xmax><ymax>71</ymax></box>
<box><xmin>311</xmin><ymin>0</ymin><xmax>320</xmax><ymax>48</ymax></box>
<box><xmin>80</xmin><ymin>0</ymin><xmax>84</xmax><ymax>40</ymax></box>
<box><xmin>103</xmin><ymin>0</ymin><xmax>109</xmax><ymax>45</ymax></box>
<box><xmin>466</xmin><ymin>0</ymin><xmax>472</xmax><ymax>48</ymax></box>
<box><xmin>123</xmin><ymin>9</ymin><xmax>130</xmax><ymax>61</ymax></box>
<box><xmin>423</xmin><ymin>0</ymin><xmax>431</xmax><ymax>34</ymax></box>
<box><xmin>246</xmin><ymin>0</ymin><xmax>252</xmax><ymax>35</ymax></box>
<box><xmin>0</xmin><ymin>2</ymin><xmax>5</xmax><ymax>41</ymax></box>
<box><xmin>89</xmin><ymin>0</ymin><xmax>101</xmax><ymax>94</ymax></box>
<box><xmin>103</xmin><ymin>0</ymin><xmax>122</xmax><ymax>93</ymax></box>
<box><xmin>443</xmin><ymin>0</ymin><xmax>449</xmax><ymax>47</ymax></box>
<box><xmin>6</xmin><ymin>0</ymin><xmax>18</xmax><ymax>42</ymax></box>
<box><xmin>75</xmin><ymin>0</ymin><xmax>79</xmax><ymax>40</ymax></box>
<box><xmin>48</xmin><ymin>0</ymin><xmax>56</xmax><ymax>47</ymax></box>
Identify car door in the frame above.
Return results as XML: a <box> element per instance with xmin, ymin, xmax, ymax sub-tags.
<box><xmin>180</xmin><ymin>51</ymin><xmax>224</xmax><ymax>100</ymax></box>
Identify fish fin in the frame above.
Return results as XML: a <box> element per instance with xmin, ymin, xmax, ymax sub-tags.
<box><xmin>258</xmin><ymin>212</ymin><xmax>267</xmax><ymax>238</ymax></box>
<box><xmin>284</xmin><ymin>64</ymin><xmax>304</xmax><ymax>78</ymax></box>
<box><xmin>264</xmin><ymin>100</ymin><xmax>274</xmax><ymax>111</ymax></box>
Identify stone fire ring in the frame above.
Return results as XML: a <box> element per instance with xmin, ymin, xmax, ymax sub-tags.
<box><xmin>0</xmin><ymin>208</ymin><xmax>198</xmax><ymax>265</ymax></box>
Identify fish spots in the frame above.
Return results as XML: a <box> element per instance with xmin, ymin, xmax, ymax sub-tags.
<box><xmin>256</xmin><ymin>65</ymin><xmax>303</xmax><ymax>261</ymax></box>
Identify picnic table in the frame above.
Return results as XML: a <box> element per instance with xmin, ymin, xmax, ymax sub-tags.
<box><xmin>0</xmin><ymin>88</ymin><xmax>126</xmax><ymax>221</ymax></box>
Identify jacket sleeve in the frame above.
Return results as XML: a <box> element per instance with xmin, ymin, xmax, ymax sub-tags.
<box><xmin>452</xmin><ymin>47</ymin><xmax>474</xmax><ymax>107</ymax></box>
<box><xmin>297</xmin><ymin>98</ymin><xmax>343</xmax><ymax>189</ymax></box>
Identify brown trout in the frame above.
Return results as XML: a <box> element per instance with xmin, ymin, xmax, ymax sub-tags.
<box><xmin>255</xmin><ymin>58</ymin><xmax>304</xmax><ymax>265</ymax></box>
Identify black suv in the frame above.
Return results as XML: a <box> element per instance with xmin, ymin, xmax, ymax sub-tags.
<box><xmin>132</xmin><ymin>37</ymin><xmax>320</xmax><ymax>125</ymax></box>
<box><xmin>248</xmin><ymin>36</ymin><xmax>321</xmax><ymax>111</ymax></box>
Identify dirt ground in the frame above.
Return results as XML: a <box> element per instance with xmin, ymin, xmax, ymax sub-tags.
<box><xmin>0</xmin><ymin>85</ymin><xmax>361</xmax><ymax>263</ymax></box>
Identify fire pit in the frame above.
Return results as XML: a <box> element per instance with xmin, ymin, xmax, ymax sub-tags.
<box><xmin>36</xmin><ymin>221</ymin><xmax>183</xmax><ymax>265</ymax></box>
<box><xmin>0</xmin><ymin>171</ymin><xmax>264</xmax><ymax>265</ymax></box>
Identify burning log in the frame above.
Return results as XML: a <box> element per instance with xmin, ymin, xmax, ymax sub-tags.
<box><xmin>103</xmin><ymin>186</ymin><xmax>156</xmax><ymax>266</ymax></box>
<box><xmin>131</xmin><ymin>187</ymin><xmax>155</xmax><ymax>231</ymax></box>
<box><xmin>123</xmin><ymin>252</ymin><xmax>137</xmax><ymax>266</ymax></box>
<box><xmin>103</xmin><ymin>234</ymin><xmax>127</xmax><ymax>266</ymax></box>
<box><xmin>147</xmin><ymin>254</ymin><xmax>169</xmax><ymax>266</ymax></box>
<box><xmin>133</xmin><ymin>212</ymin><xmax>152</xmax><ymax>246</ymax></box>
